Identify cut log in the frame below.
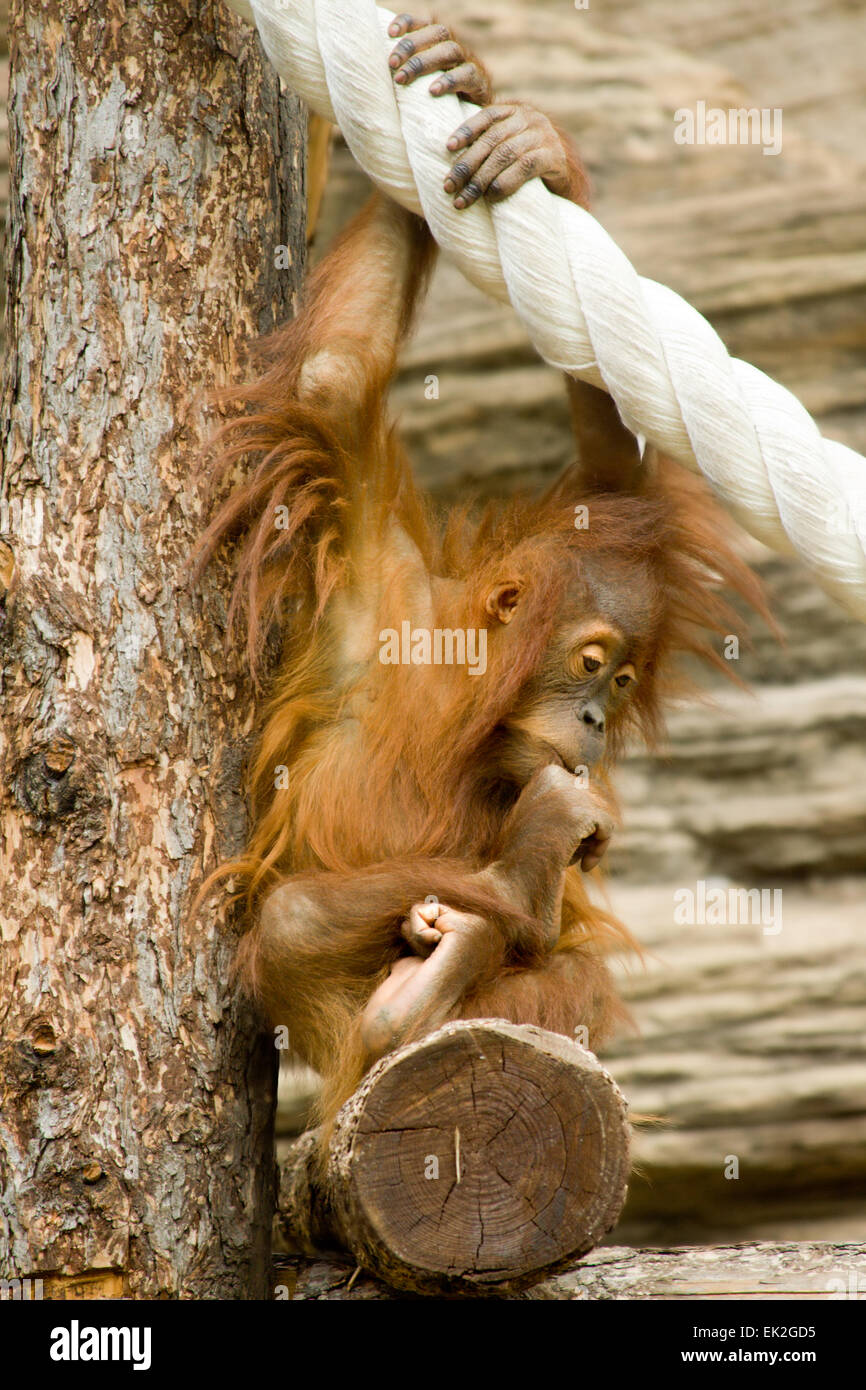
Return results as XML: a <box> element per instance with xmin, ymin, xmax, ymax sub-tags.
<box><xmin>277</xmin><ymin>1019</ymin><xmax>630</xmax><ymax>1296</ymax></box>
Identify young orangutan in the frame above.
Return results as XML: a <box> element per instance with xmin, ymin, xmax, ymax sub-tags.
<box><xmin>198</xmin><ymin>14</ymin><xmax>764</xmax><ymax>1132</ymax></box>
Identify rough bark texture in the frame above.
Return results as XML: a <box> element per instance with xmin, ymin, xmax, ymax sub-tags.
<box><xmin>276</xmin><ymin>1021</ymin><xmax>631</xmax><ymax>1297</ymax></box>
<box><xmin>0</xmin><ymin>0</ymin><xmax>305</xmax><ymax>1297</ymax></box>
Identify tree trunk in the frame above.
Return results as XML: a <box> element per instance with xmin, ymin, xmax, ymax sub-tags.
<box><xmin>0</xmin><ymin>0</ymin><xmax>305</xmax><ymax>1298</ymax></box>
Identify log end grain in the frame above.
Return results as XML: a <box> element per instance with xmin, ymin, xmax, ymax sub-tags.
<box><xmin>326</xmin><ymin>1020</ymin><xmax>630</xmax><ymax>1295</ymax></box>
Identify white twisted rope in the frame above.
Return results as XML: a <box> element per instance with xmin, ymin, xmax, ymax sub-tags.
<box><xmin>225</xmin><ymin>0</ymin><xmax>866</xmax><ymax>620</ymax></box>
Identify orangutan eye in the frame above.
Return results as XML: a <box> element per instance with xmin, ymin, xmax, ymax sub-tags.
<box><xmin>613</xmin><ymin>662</ymin><xmax>637</xmax><ymax>689</ymax></box>
<box><xmin>572</xmin><ymin>642</ymin><xmax>606</xmax><ymax>678</ymax></box>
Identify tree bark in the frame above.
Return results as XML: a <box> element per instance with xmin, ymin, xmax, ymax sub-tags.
<box><xmin>0</xmin><ymin>0</ymin><xmax>305</xmax><ymax>1298</ymax></box>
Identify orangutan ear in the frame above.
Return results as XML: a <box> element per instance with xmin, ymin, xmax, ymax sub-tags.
<box><xmin>485</xmin><ymin>582</ymin><xmax>522</xmax><ymax>625</ymax></box>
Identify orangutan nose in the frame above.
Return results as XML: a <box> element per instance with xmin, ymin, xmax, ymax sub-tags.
<box><xmin>580</xmin><ymin>700</ymin><xmax>606</xmax><ymax>734</ymax></box>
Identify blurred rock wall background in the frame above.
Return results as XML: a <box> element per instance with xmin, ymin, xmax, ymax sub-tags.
<box><xmin>3</xmin><ymin>0</ymin><xmax>862</xmax><ymax>1246</ymax></box>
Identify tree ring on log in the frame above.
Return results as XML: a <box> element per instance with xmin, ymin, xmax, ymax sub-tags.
<box><xmin>327</xmin><ymin>1019</ymin><xmax>630</xmax><ymax>1295</ymax></box>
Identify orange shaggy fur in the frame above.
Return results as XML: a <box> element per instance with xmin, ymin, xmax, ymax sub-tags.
<box><xmin>195</xmin><ymin>192</ymin><xmax>767</xmax><ymax>1129</ymax></box>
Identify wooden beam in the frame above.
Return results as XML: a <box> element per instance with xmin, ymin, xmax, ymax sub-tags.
<box><xmin>274</xmin><ymin>1240</ymin><xmax>866</xmax><ymax>1301</ymax></box>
